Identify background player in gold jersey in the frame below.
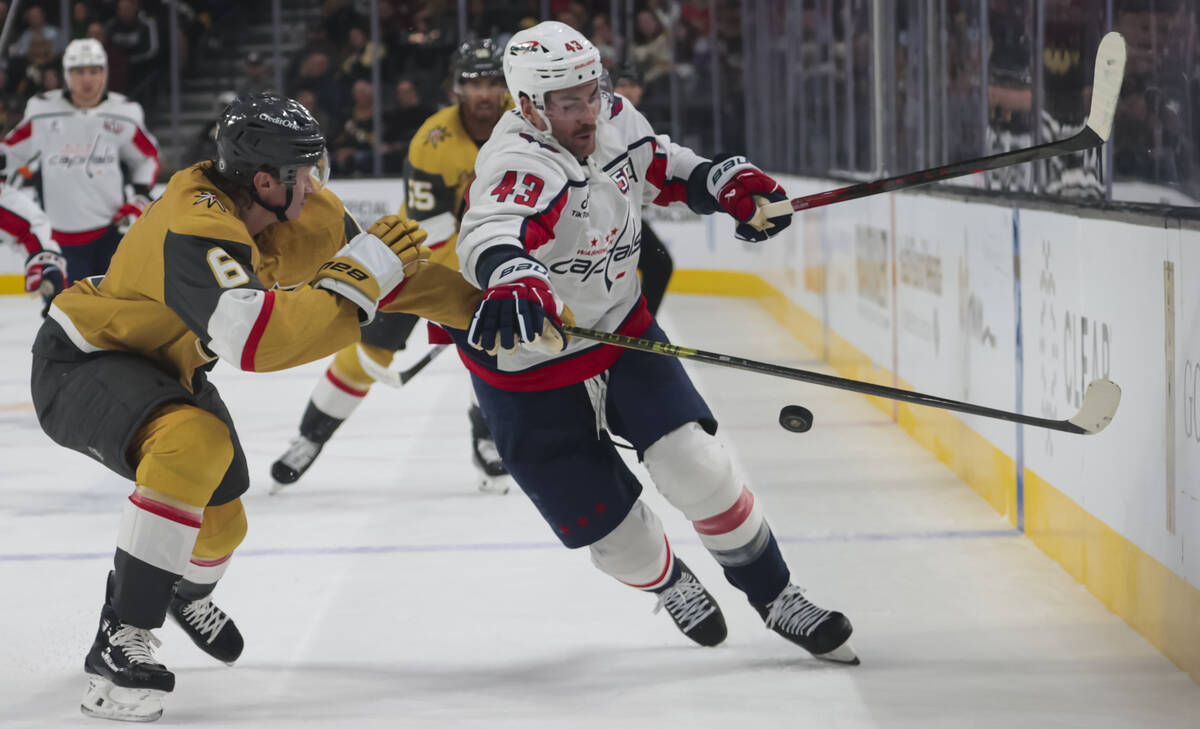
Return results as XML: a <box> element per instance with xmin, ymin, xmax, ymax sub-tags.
<box><xmin>271</xmin><ymin>40</ymin><xmax>516</xmax><ymax>494</ymax></box>
<box><xmin>30</xmin><ymin>92</ymin><xmax>481</xmax><ymax>722</ymax></box>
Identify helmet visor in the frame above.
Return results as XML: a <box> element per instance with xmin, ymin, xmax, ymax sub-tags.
<box><xmin>543</xmin><ymin>75</ymin><xmax>609</xmax><ymax>124</ymax></box>
<box><xmin>278</xmin><ymin>148</ymin><xmax>329</xmax><ymax>191</ymax></box>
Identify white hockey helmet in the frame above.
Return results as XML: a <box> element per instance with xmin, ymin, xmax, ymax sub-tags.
<box><xmin>63</xmin><ymin>38</ymin><xmax>108</xmax><ymax>72</ymax></box>
<box><xmin>503</xmin><ymin>21</ymin><xmax>603</xmax><ymax>113</ymax></box>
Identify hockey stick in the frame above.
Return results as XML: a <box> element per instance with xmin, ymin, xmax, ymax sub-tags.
<box><xmin>564</xmin><ymin>326</ymin><xmax>1120</xmax><ymax>435</ymax></box>
<box><xmin>747</xmin><ymin>31</ymin><xmax>1127</xmax><ymax>230</ymax></box>
<box><xmin>356</xmin><ymin>343</ymin><xmax>449</xmax><ymax>388</ymax></box>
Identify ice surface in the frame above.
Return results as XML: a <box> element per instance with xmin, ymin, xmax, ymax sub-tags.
<box><xmin>1</xmin><ymin>294</ymin><xmax>1196</xmax><ymax>728</ymax></box>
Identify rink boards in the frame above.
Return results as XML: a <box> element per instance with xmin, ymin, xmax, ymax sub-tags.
<box><xmin>651</xmin><ymin>178</ymin><xmax>1200</xmax><ymax>686</ymax></box>
<box><xmin>0</xmin><ymin>175</ymin><xmax>1196</xmax><ymax>684</ymax></box>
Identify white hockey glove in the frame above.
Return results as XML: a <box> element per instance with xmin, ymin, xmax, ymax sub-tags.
<box><xmin>468</xmin><ymin>257</ymin><xmax>572</xmax><ymax>356</ymax></box>
<box><xmin>705</xmin><ymin>154</ymin><xmax>792</xmax><ymax>242</ymax></box>
<box><xmin>314</xmin><ymin>214</ymin><xmax>428</xmax><ymax>324</ymax></box>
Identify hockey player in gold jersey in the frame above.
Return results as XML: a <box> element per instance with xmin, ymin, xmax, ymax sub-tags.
<box><xmin>29</xmin><ymin>93</ymin><xmax>483</xmax><ymax>722</ymax></box>
<box><xmin>271</xmin><ymin>39</ymin><xmax>517</xmax><ymax>494</ymax></box>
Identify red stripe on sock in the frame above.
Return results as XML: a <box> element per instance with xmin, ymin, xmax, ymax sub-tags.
<box><xmin>190</xmin><ymin>553</ymin><xmax>232</xmax><ymax>568</ymax></box>
<box><xmin>325</xmin><ymin>368</ymin><xmax>368</xmax><ymax>397</ymax></box>
<box><xmin>693</xmin><ymin>487</ymin><xmax>755</xmax><ymax>536</ymax></box>
<box><xmin>128</xmin><ymin>492</ymin><xmax>202</xmax><ymax>528</ymax></box>
<box><xmin>625</xmin><ymin>536</ymin><xmax>674</xmax><ymax>589</ymax></box>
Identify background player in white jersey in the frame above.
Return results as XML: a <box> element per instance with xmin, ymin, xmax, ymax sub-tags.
<box><xmin>2</xmin><ymin>38</ymin><xmax>160</xmax><ymax>285</ymax></box>
<box><xmin>450</xmin><ymin>21</ymin><xmax>858</xmax><ymax>663</ymax></box>
<box><xmin>0</xmin><ymin>161</ymin><xmax>65</xmax><ymax>315</ymax></box>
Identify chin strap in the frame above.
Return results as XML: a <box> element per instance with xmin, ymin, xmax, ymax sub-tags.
<box><xmin>249</xmin><ymin>186</ymin><xmax>294</xmax><ymax>222</ymax></box>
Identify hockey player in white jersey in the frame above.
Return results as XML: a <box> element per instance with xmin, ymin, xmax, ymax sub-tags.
<box><xmin>0</xmin><ymin>167</ymin><xmax>65</xmax><ymax>315</ymax></box>
<box><xmin>450</xmin><ymin>21</ymin><xmax>858</xmax><ymax>663</ymax></box>
<box><xmin>2</xmin><ymin>38</ymin><xmax>159</xmax><ymax>284</ymax></box>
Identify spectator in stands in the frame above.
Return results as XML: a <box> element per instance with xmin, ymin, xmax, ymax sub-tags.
<box><xmin>381</xmin><ymin>77</ymin><xmax>433</xmax><ymax>174</ymax></box>
<box><xmin>105</xmin><ymin>0</ymin><xmax>160</xmax><ymax>100</ymax></box>
<box><xmin>10</xmin><ymin>4</ymin><xmax>65</xmax><ymax>59</ymax></box>
<box><xmin>235</xmin><ymin>51</ymin><xmax>270</xmax><ymax>97</ymax></box>
<box><xmin>85</xmin><ymin>20</ymin><xmax>127</xmax><ymax>96</ymax></box>
<box><xmin>590</xmin><ymin>12</ymin><xmax>616</xmax><ymax>67</ymax></box>
<box><xmin>392</xmin><ymin>6</ymin><xmax>453</xmax><ymax>87</ymax></box>
<box><xmin>634</xmin><ymin>9</ymin><xmax>672</xmax><ymax>98</ymax></box>
<box><xmin>322</xmin><ymin>0</ymin><xmax>365</xmax><ymax>51</ymax></box>
<box><xmin>294</xmin><ymin>88</ymin><xmax>334</xmax><ymax>141</ymax></box>
<box><xmin>289</xmin><ymin>50</ymin><xmax>342</xmax><ymax>120</ymax></box>
<box><xmin>13</xmin><ymin>35</ymin><xmax>58</xmax><ymax>101</ymax></box>
<box><xmin>71</xmin><ymin>1</ymin><xmax>95</xmax><ymax>40</ymax></box>
<box><xmin>331</xmin><ymin>77</ymin><xmax>377</xmax><ymax>177</ymax></box>
<box><xmin>613</xmin><ymin>63</ymin><xmax>645</xmax><ymax>107</ymax></box>
<box><xmin>340</xmin><ymin>25</ymin><xmax>388</xmax><ymax>82</ymax></box>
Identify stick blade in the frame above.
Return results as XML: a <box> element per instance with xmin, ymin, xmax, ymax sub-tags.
<box><xmin>1086</xmin><ymin>32</ymin><xmax>1127</xmax><ymax>141</ymax></box>
<box><xmin>1068</xmin><ymin>378</ymin><xmax>1122</xmax><ymax>434</ymax></box>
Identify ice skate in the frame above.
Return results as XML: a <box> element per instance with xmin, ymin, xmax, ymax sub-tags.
<box><xmin>469</xmin><ymin>404</ymin><xmax>510</xmax><ymax>494</ymax></box>
<box><xmin>754</xmin><ymin>584</ymin><xmax>859</xmax><ymax>664</ymax></box>
<box><xmin>168</xmin><ymin>594</ymin><xmax>244</xmax><ymax>665</ymax></box>
<box><xmin>269</xmin><ymin>434</ymin><xmax>323</xmax><ymax>494</ymax></box>
<box><xmin>652</xmin><ymin>560</ymin><xmax>727</xmax><ymax>647</ymax></box>
<box><xmin>81</xmin><ymin>605</ymin><xmax>174</xmax><ymax>722</ymax></box>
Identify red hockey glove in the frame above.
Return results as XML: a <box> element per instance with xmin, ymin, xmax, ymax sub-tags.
<box><xmin>112</xmin><ymin>194</ymin><xmax>152</xmax><ymax>229</ymax></box>
<box><xmin>705</xmin><ymin>154</ymin><xmax>792</xmax><ymax>242</ymax></box>
<box><xmin>468</xmin><ymin>257</ymin><xmax>570</xmax><ymax>356</ymax></box>
<box><xmin>25</xmin><ymin>250</ymin><xmax>66</xmax><ymax>296</ymax></box>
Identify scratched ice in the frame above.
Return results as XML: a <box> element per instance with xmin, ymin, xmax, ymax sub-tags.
<box><xmin>1</xmin><ymin>295</ymin><xmax>1196</xmax><ymax>728</ymax></box>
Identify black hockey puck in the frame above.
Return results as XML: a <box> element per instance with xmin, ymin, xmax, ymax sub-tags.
<box><xmin>778</xmin><ymin>405</ymin><xmax>813</xmax><ymax>433</ymax></box>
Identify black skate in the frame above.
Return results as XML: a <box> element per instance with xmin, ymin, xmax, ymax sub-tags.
<box><xmin>469</xmin><ymin>404</ymin><xmax>510</xmax><ymax>494</ymax></box>
<box><xmin>81</xmin><ymin>605</ymin><xmax>174</xmax><ymax>722</ymax></box>
<box><xmin>754</xmin><ymin>584</ymin><xmax>859</xmax><ymax>664</ymax></box>
<box><xmin>652</xmin><ymin>561</ymin><xmax>728</xmax><ymax>647</ymax></box>
<box><xmin>270</xmin><ymin>403</ymin><xmax>344</xmax><ymax>493</ymax></box>
<box><xmin>169</xmin><ymin>594</ymin><xmax>244</xmax><ymax>665</ymax></box>
<box><xmin>269</xmin><ymin>435</ymin><xmax>323</xmax><ymax>493</ymax></box>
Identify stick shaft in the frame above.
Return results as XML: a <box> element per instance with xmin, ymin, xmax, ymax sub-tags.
<box><xmin>565</xmin><ymin>326</ymin><xmax>1088</xmax><ymax>434</ymax></box>
<box><xmin>398</xmin><ymin>344</ymin><xmax>449</xmax><ymax>385</ymax></box>
<box><xmin>765</xmin><ymin>128</ymin><xmax>1099</xmax><ymax>218</ymax></box>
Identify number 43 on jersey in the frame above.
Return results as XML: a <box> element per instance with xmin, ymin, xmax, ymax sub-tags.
<box><xmin>491</xmin><ymin>171</ymin><xmax>544</xmax><ymax>207</ymax></box>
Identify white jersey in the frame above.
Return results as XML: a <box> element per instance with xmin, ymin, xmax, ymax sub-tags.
<box><xmin>0</xmin><ymin>183</ymin><xmax>57</xmax><ymax>257</ymax></box>
<box><xmin>457</xmin><ymin>96</ymin><xmax>708</xmax><ymax>390</ymax></box>
<box><xmin>3</xmin><ymin>90</ymin><xmax>159</xmax><ymax>237</ymax></box>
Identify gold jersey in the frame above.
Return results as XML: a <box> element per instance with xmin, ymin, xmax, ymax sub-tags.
<box><xmin>402</xmin><ymin>99</ymin><xmax>513</xmax><ymax>267</ymax></box>
<box><xmin>46</xmin><ymin>164</ymin><xmax>479</xmax><ymax>391</ymax></box>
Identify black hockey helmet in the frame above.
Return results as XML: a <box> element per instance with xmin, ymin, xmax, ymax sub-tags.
<box><xmin>451</xmin><ymin>38</ymin><xmax>503</xmax><ymax>83</ymax></box>
<box><xmin>214</xmin><ymin>92</ymin><xmax>327</xmax><ymax>189</ymax></box>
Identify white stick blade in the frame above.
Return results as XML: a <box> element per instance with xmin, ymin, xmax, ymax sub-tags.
<box><xmin>1086</xmin><ymin>32</ymin><xmax>1127</xmax><ymax>141</ymax></box>
<box><xmin>1068</xmin><ymin>378</ymin><xmax>1122</xmax><ymax>434</ymax></box>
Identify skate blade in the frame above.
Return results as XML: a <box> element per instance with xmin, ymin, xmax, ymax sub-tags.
<box><xmin>815</xmin><ymin>641</ymin><xmax>860</xmax><ymax>666</ymax></box>
<box><xmin>268</xmin><ymin>480</ymin><xmax>289</xmax><ymax>496</ymax></box>
<box><xmin>81</xmin><ymin>675</ymin><xmax>165</xmax><ymax>722</ymax></box>
<box><xmin>478</xmin><ymin>474</ymin><xmax>512</xmax><ymax>495</ymax></box>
